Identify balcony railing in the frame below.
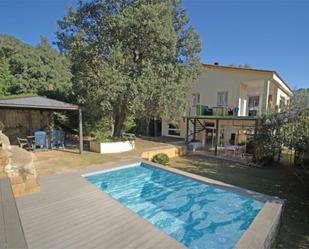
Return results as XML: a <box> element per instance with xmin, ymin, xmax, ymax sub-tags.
<box><xmin>189</xmin><ymin>104</ymin><xmax>239</xmax><ymax>117</ymax></box>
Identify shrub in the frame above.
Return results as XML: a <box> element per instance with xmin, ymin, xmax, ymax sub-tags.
<box><xmin>94</xmin><ymin>132</ymin><xmax>126</xmax><ymax>143</ymax></box>
<box><xmin>152</xmin><ymin>153</ymin><xmax>169</xmax><ymax>166</ymax></box>
<box><xmin>124</xmin><ymin>116</ymin><xmax>136</xmax><ymax>133</ymax></box>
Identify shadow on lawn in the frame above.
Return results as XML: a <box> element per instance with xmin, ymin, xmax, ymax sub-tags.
<box><xmin>170</xmin><ymin>155</ymin><xmax>309</xmax><ymax>249</ymax></box>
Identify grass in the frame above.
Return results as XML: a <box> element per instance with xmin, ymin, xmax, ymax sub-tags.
<box><xmin>33</xmin><ymin>137</ymin><xmax>176</xmax><ymax>176</ymax></box>
<box><xmin>169</xmin><ymin>155</ymin><xmax>309</xmax><ymax>249</ymax></box>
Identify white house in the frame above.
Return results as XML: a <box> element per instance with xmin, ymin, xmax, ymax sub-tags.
<box><xmin>162</xmin><ymin>64</ymin><xmax>293</xmax><ymax>147</ymax></box>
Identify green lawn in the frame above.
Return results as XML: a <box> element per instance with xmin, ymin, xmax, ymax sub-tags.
<box><xmin>169</xmin><ymin>155</ymin><xmax>309</xmax><ymax>249</ymax></box>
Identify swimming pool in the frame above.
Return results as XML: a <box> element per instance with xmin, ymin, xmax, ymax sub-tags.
<box><xmin>84</xmin><ymin>163</ymin><xmax>264</xmax><ymax>249</ymax></box>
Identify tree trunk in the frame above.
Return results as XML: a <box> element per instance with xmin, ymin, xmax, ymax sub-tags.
<box><xmin>154</xmin><ymin>116</ymin><xmax>157</xmax><ymax>137</ymax></box>
<box><xmin>145</xmin><ymin>117</ymin><xmax>151</xmax><ymax>137</ymax></box>
<box><xmin>112</xmin><ymin>106</ymin><xmax>127</xmax><ymax>137</ymax></box>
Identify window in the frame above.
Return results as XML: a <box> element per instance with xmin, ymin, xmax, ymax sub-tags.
<box><xmin>279</xmin><ymin>96</ymin><xmax>286</xmax><ymax>109</ymax></box>
<box><xmin>248</xmin><ymin>110</ymin><xmax>258</xmax><ymax>117</ymax></box>
<box><xmin>192</xmin><ymin>93</ymin><xmax>200</xmax><ymax>107</ymax></box>
<box><xmin>167</xmin><ymin>122</ymin><xmax>180</xmax><ymax>136</ymax></box>
<box><xmin>248</xmin><ymin>96</ymin><xmax>259</xmax><ymax>116</ymax></box>
<box><xmin>248</xmin><ymin>96</ymin><xmax>259</xmax><ymax>109</ymax></box>
<box><xmin>217</xmin><ymin>91</ymin><xmax>228</xmax><ymax>106</ymax></box>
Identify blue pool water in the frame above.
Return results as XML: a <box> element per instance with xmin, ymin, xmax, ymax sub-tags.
<box><xmin>85</xmin><ymin>164</ymin><xmax>264</xmax><ymax>249</ymax></box>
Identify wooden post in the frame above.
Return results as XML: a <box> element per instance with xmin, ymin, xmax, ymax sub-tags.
<box><xmin>193</xmin><ymin>118</ymin><xmax>196</xmax><ymax>141</ymax></box>
<box><xmin>79</xmin><ymin>108</ymin><xmax>83</xmax><ymax>154</ymax></box>
<box><xmin>153</xmin><ymin>116</ymin><xmax>157</xmax><ymax>137</ymax></box>
<box><xmin>215</xmin><ymin>118</ymin><xmax>219</xmax><ymax>156</ymax></box>
<box><xmin>254</xmin><ymin>119</ymin><xmax>258</xmax><ymax>135</ymax></box>
<box><xmin>185</xmin><ymin>117</ymin><xmax>189</xmax><ymax>143</ymax></box>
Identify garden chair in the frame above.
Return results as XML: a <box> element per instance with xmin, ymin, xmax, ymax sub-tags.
<box><xmin>51</xmin><ymin>130</ymin><xmax>65</xmax><ymax>149</ymax></box>
<box><xmin>32</xmin><ymin>131</ymin><xmax>48</xmax><ymax>151</ymax></box>
<box><xmin>17</xmin><ymin>136</ymin><xmax>28</xmax><ymax>149</ymax></box>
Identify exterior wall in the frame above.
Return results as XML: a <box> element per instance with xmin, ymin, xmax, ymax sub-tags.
<box><xmin>190</xmin><ymin>68</ymin><xmax>272</xmax><ymax>114</ymax></box>
<box><xmin>276</xmin><ymin>88</ymin><xmax>289</xmax><ymax>107</ymax></box>
<box><xmin>245</xmin><ymin>79</ymin><xmax>266</xmax><ymax>115</ymax></box>
<box><xmin>162</xmin><ymin>65</ymin><xmax>293</xmax><ymax>139</ymax></box>
<box><xmin>239</xmin><ymin>84</ymin><xmax>248</xmax><ymax>116</ymax></box>
<box><xmin>162</xmin><ymin>118</ymin><xmax>186</xmax><ymax>138</ymax></box>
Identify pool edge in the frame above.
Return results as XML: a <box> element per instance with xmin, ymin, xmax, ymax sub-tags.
<box><xmin>81</xmin><ymin>159</ymin><xmax>284</xmax><ymax>249</ymax></box>
<box><xmin>234</xmin><ymin>201</ymin><xmax>284</xmax><ymax>249</ymax></box>
<box><xmin>142</xmin><ymin>160</ymin><xmax>284</xmax><ymax>249</ymax></box>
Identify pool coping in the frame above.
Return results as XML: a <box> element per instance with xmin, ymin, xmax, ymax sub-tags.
<box><xmin>80</xmin><ymin>159</ymin><xmax>285</xmax><ymax>249</ymax></box>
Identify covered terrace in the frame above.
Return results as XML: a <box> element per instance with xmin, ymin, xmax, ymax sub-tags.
<box><xmin>0</xmin><ymin>95</ymin><xmax>83</xmax><ymax>153</ymax></box>
<box><xmin>185</xmin><ymin>115</ymin><xmax>259</xmax><ymax>157</ymax></box>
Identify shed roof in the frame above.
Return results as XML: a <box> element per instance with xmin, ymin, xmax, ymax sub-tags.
<box><xmin>0</xmin><ymin>95</ymin><xmax>79</xmax><ymax>111</ymax></box>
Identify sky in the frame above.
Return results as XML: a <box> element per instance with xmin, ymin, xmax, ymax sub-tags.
<box><xmin>0</xmin><ymin>0</ymin><xmax>308</xmax><ymax>88</ymax></box>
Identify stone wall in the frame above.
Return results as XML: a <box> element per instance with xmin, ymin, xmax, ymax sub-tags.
<box><xmin>0</xmin><ymin>131</ymin><xmax>40</xmax><ymax>196</ymax></box>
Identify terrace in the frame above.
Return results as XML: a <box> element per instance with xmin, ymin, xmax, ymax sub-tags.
<box><xmin>1</xmin><ymin>136</ymin><xmax>308</xmax><ymax>249</ymax></box>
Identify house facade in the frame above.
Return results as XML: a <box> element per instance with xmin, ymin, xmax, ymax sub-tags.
<box><xmin>162</xmin><ymin>64</ymin><xmax>293</xmax><ymax>145</ymax></box>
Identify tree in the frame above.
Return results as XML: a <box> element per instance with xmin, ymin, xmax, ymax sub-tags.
<box><xmin>252</xmin><ymin>88</ymin><xmax>309</xmax><ymax>188</ymax></box>
<box><xmin>0</xmin><ymin>58</ymin><xmax>16</xmax><ymax>96</ymax></box>
<box><xmin>57</xmin><ymin>0</ymin><xmax>202</xmax><ymax>137</ymax></box>
<box><xmin>0</xmin><ymin>35</ymin><xmax>72</xmax><ymax>97</ymax></box>
<box><xmin>252</xmin><ymin>111</ymin><xmax>286</xmax><ymax>163</ymax></box>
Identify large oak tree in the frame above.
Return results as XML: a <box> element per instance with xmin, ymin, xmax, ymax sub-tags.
<box><xmin>57</xmin><ymin>0</ymin><xmax>202</xmax><ymax>137</ymax></box>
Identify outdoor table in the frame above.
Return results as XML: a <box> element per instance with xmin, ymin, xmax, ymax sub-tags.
<box><xmin>225</xmin><ymin>145</ymin><xmax>238</xmax><ymax>156</ymax></box>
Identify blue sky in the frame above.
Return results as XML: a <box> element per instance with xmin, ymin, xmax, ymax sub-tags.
<box><xmin>0</xmin><ymin>0</ymin><xmax>308</xmax><ymax>88</ymax></box>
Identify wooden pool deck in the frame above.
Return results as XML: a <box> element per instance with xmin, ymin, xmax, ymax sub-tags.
<box><xmin>16</xmin><ymin>160</ymin><xmax>186</xmax><ymax>249</ymax></box>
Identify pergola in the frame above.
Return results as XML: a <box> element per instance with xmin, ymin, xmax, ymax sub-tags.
<box><xmin>185</xmin><ymin>115</ymin><xmax>259</xmax><ymax>156</ymax></box>
<box><xmin>0</xmin><ymin>96</ymin><xmax>83</xmax><ymax>153</ymax></box>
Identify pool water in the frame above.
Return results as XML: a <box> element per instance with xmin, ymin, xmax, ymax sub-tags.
<box><xmin>85</xmin><ymin>163</ymin><xmax>264</xmax><ymax>249</ymax></box>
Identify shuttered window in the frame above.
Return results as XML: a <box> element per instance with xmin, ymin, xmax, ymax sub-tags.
<box><xmin>217</xmin><ymin>91</ymin><xmax>228</xmax><ymax>106</ymax></box>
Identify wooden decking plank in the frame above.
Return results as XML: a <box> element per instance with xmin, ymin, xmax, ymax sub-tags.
<box><xmin>58</xmin><ymin>213</ymin><xmax>156</xmax><ymax>249</ymax></box>
<box><xmin>0</xmin><ymin>181</ymin><xmax>6</xmax><ymax>248</ymax></box>
<box><xmin>20</xmin><ymin>194</ymin><xmax>117</xmax><ymax>227</ymax></box>
<box><xmin>27</xmin><ymin>208</ymin><xmax>132</xmax><ymax>248</ymax></box>
<box><xmin>16</xmin><ymin>168</ymin><xmax>186</xmax><ymax>249</ymax></box>
<box><xmin>0</xmin><ymin>179</ymin><xmax>28</xmax><ymax>249</ymax></box>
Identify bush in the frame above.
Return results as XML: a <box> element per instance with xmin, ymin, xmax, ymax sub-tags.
<box><xmin>152</xmin><ymin>153</ymin><xmax>169</xmax><ymax>166</ymax></box>
<box><xmin>94</xmin><ymin>132</ymin><xmax>126</xmax><ymax>143</ymax></box>
<box><xmin>124</xmin><ymin>116</ymin><xmax>136</xmax><ymax>133</ymax></box>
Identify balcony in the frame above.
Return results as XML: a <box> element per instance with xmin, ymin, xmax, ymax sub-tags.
<box><xmin>189</xmin><ymin>104</ymin><xmax>239</xmax><ymax>117</ymax></box>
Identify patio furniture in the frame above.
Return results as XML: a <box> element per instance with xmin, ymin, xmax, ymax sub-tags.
<box><xmin>17</xmin><ymin>136</ymin><xmax>28</xmax><ymax>149</ymax></box>
<box><xmin>236</xmin><ymin>145</ymin><xmax>246</xmax><ymax>158</ymax></box>
<box><xmin>225</xmin><ymin>144</ymin><xmax>246</xmax><ymax>157</ymax></box>
<box><xmin>189</xmin><ymin>141</ymin><xmax>204</xmax><ymax>152</ymax></box>
<box><xmin>225</xmin><ymin>145</ymin><xmax>238</xmax><ymax>156</ymax></box>
<box><xmin>32</xmin><ymin>131</ymin><xmax>48</xmax><ymax>151</ymax></box>
<box><xmin>51</xmin><ymin>130</ymin><xmax>65</xmax><ymax>149</ymax></box>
